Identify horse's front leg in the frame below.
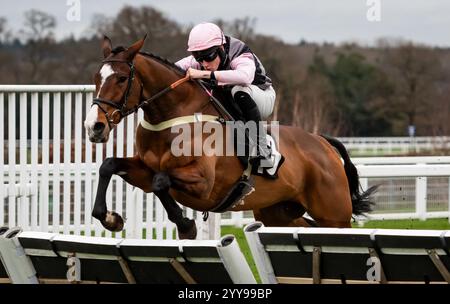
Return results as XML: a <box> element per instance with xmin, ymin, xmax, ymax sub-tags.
<box><xmin>93</xmin><ymin>156</ymin><xmax>196</xmax><ymax>239</ymax></box>
<box><xmin>92</xmin><ymin>156</ymin><xmax>153</xmax><ymax>232</ymax></box>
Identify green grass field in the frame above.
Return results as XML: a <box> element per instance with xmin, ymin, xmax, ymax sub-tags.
<box><xmin>221</xmin><ymin>218</ymin><xmax>450</xmax><ymax>282</ymax></box>
<box><xmin>354</xmin><ymin>218</ymin><xmax>450</xmax><ymax>230</ymax></box>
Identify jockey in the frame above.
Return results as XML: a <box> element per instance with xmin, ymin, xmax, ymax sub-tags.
<box><xmin>176</xmin><ymin>22</ymin><xmax>276</xmax><ymax>168</ymax></box>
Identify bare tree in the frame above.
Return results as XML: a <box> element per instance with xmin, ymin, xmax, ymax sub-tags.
<box><xmin>379</xmin><ymin>41</ymin><xmax>443</xmax><ymax>135</ymax></box>
<box><xmin>22</xmin><ymin>9</ymin><xmax>56</xmax><ymax>42</ymax></box>
<box><xmin>292</xmin><ymin>73</ymin><xmax>340</xmax><ymax>135</ymax></box>
<box><xmin>0</xmin><ymin>17</ymin><xmax>14</xmax><ymax>45</ymax></box>
<box><xmin>87</xmin><ymin>14</ymin><xmax>113</xmax><ymax>38</ymax></box>
<box><xmin>428</xmin><ymin>85</ymin><xmax>450</xmax><ymax>136</ymax></box>
<box><xmin>21</xmin><ymin>10</ymin><xmax>57</xmax><ymax>83</ymax></box>
<box><xmin>0</xmin><ymin>17</ymin><xmax>7</xmax><ymax>43</ymax></box>
<box><xmin>214</xmin><ymin>17</ymin><xmax>257</xmax><ymax>42</ymax></box>
<box><xmin>0</xmin><ymin>18</ymin><xmax>25</xmax><ymax>83</ymax></box>
<box><xmin>92</xmin><ymin>6</ymin><xmax>186</xmax><ymax>60</ymax></box>
<box><xmin>0</xmin><ymin>17</ymin><xmax>18</xmax><ymax>83</ymax></box>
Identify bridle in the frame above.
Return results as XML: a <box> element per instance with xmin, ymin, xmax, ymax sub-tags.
<box><xmin>92</xmin><ymin>58</ymin><xmax>190</xmax><ymax>127</ymax></box>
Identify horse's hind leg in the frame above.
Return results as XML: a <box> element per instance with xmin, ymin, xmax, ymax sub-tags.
<box><xmin>305</xmin><ymin>183</ymin><xmax>352</xmax><ymax>228</ymax></box>
<box><xmin>152</xmin><ymin>172</ymin><xmax>197</xmax><ymax>239</ymax></box>
<box><xmin>304</xmin><ymin>188</ymin><xmax>353</xmax><ymax>228</ymax></box>
<box><xmin>253</xmin><ymin>201</ymin><xmax>315</xmax><ymax>227</ymax></box>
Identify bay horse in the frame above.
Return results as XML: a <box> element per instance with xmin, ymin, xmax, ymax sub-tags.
<box><xmin>84</xmin><ymin>36</ymin><xmax>376</xmax><ymax>239</ymax></box>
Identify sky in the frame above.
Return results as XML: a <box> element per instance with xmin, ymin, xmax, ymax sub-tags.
<box><xmin>1</xmin><ymin>0</ymin><xmax>450</xmax><ymax>47</ymax></box>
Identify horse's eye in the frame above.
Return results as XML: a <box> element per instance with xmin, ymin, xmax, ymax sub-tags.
<box><xmin>118</xmin><ymin>76</ymin><xmax>128</xmax><ymax>83</ymax></box>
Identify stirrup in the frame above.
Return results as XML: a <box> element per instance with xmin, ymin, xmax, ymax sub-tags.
<box><xmin>249</xmin><ymin>146</ymin><xmax>272</xmax><ymax>168</ymax></box>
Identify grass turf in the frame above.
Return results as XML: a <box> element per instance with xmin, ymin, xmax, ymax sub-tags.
<box><xmin>354</xmin><ymin>218</ymin><xmax>450</xmax><ymax>230</ymax></box>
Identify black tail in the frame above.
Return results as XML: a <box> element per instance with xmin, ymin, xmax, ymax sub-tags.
<box><xmin>320</xmin><ymin>134</ymin><xmax>378</xmax><ymax>216</ymax></box>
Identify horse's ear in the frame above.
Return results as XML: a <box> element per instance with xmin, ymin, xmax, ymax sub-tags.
<box><xmin>125</xmin><ymin>35</ymin><xmax>147</xmax><ymax>61</ymax></box>
<box><xmin>102</xmin><ymin>35</ymin><xmax>112</xmax><ymax>58</ymax></box>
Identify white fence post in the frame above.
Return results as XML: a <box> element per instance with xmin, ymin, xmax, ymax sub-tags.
<box><xmin>74</xmin><ymin>92</ymin><xmax>83</xmax><ymax>235</ymax></box>
<box><xmin>40</xmin><ymin>92</ymin><xmax>50</xmax><ymax>233</ymax></box>
<box><xmin>145</xmin><ymin>193</ymin><xmax>154</xmax><ymax>239</ymax></box>
<box><xmin>94</xmin><ymin>141</ymin><xmax>103</xmax><ymax>237</ymax></box>
<box><xmin>448</xmin><ymin>177</ymin><xmax>450</xmax><ymax>224</ymax></box>
<box><xmin>232</xmin><ymin>211</ymin><xmax>244</xmax><ymax>228</ymax></box>
<box><xmin>125</xmin><ymin>115</ymin><xmax>135</xmax><ymax>238</ymax></box>
<box><xmin>7</xmin><ymin>92</ymin><xmax>17</xmax><ymax>228</ymax></box>
<box><xmin>63</xmin><ymin>92</ymin><xmax>72</xmax><ymax>234</ymax></box>
<box><xmin>415</xmin><ymin>176</ymin><xmax>427</xmax><ymax>221</ymax></box>
<box><xmin>155</xmin><ymin>196</ymin><xmax>164</xmax><ymax>240</ymax></box>
<box><xmin>360</xmin><ymin>177</ymin><xmax>369</xmax><ymax>192</ymax></box>
<box><xmin>84</xmin><ymin>92</ymin><xmax>94</xmax><ymax>237</ymax></box>
<box><xmin>126</xmin><ymin>188</ymin><xmax>138</xmax><ymax>239</ymax></box>
<box><xmin>197</xmin><ymin>212</ymin><xmax>221</xmax><ymax>240</ymax></box>
<box><xmin>19</xmin><ymin>92</ymin><xmax>28</xmax><ymax>230</ymax></box>
<box><xmin>0</xmin><ymin>93</ymin><xmax>3</xmax><ymax>226</ymax></box>
<box><xmin>135</xmin><ymin>190</ymin><xmax>144</xmax><ymax>239</ymax></box>
<box><xmin>104</xmin><ymin>134</ymin><xmax>113</xmax><ymax>239</ymax></box>
<box><xmin>31</xmin><ymin>92</ymin><xmax>39</xmax><ymax>231</ymax></box>
<box><xmin>114</xmin><ymin>122</ymin><xmax>124</xmax><ymax>239</ymax></box>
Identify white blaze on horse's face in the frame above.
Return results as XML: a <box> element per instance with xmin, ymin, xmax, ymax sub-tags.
<box><xmin>85</xmin><ymin>63</ymin><xmax>116</xmax><ymax>141</ymax></box>
<box><xmin>97</xmin><ymin>64</ymin><xmax>115</xmax><ymax>98</ymax></box>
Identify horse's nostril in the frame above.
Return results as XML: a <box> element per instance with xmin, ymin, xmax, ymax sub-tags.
<box><xmin>93</xmin><ymin>122</ymin><xmax>105</xmax><ymax>133</ymax></box>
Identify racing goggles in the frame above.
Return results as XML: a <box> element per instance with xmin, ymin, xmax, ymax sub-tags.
<box><xmin>192</xmin><ymin>47</ymin><xmax>219</xmax><ymax>63</ymax></box>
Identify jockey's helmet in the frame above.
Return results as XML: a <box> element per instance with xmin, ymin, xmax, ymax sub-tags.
<box><xmin>187</xmin><ymin>22</ymin><xmax>225</xmax><ymax>52</ymax></box>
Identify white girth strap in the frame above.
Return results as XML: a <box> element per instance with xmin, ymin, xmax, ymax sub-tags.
<box><xmin>140</xmin><ymin>114</ymin><xmax>220</xmax><ymax>131</ymax></box>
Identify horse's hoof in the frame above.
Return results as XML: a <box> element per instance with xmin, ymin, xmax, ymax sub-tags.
<box><xmin>101</xmin><ymin>211</ymin><xmax>124</xmax><ymax>232</ymax></box>
<box><xmin>178</xmin><ymin>220</ymin><xmax>197</xmax><ymax>240</ymax></box>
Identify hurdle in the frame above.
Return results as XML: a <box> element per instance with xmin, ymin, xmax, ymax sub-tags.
<box><xmin>0</xmin><ymin>230</ymin><xmax>255</xmax><ymax>284</ymax></box>
<box><xmin>0</xmin><ymin>227</ymin><xmax>13</xmax><ymax>284</ymax></box>
<box><xmin>0</xmin><ymin>226</ymin><xmax>39</xmax><ymax>284</ymax></box>
<box><xmin>244</xmin><ymin>221</ymin><xmax>450</xmax><ymax>284</ymax></box>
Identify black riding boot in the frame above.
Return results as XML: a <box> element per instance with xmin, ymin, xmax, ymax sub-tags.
<box><xmin>234</xmin><ymin>91</ymin><xmax>271</xmax><ymax>167</ymax></box>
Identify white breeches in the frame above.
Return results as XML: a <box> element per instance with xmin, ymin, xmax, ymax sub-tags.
<box><xmin>231</xmin><ymin>85</ymin><xmax>276</xmax><ymax>120</ymax></box>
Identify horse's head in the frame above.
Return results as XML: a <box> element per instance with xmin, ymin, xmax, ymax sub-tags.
<box><xmin>85</xmin><ymin>35</ymin><xmax>146</xmax><ymax>143</ymax></box>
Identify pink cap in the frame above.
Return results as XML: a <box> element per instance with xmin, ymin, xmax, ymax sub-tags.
<box><xmin>187</xmin><ymin>22</ymin><xmax>225</xmax><ymax>52</ymax></box>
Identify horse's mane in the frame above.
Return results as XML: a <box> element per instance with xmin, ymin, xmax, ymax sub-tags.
<box><xmin>110</xmin><ymin>46</ymin><xmax>186</xmax><ymax>76</ymax></box>
<box><xmin>139</xmin><ymin>51</ymin><xmax>186</xmax><ymax>76</ymax></box>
